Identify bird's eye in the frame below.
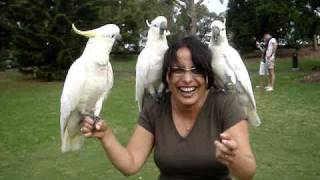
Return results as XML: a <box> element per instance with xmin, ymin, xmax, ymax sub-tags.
<box><xmin>222</xmin><ymin>28</ymin><xmax>225</xmax><ymax>31</ymax></box>
<box><xmin>153</xmin><ymin>24</ymin><xmax>158</xmax><ymax>27</ymax></box>
<box><xmin>111</xmin><ymin>34</ymin><xmax>115</xmax><ymax>38</ymax></box>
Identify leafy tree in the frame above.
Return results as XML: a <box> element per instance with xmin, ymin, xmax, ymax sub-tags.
<box><xmin>100</xmin><ymin>0</ymin><xmax>175</xmax><ymax>53</ymax></box>
<box><xmin>0</xmin><ymin>0</ymin><xmax>17</xmax><ymax>66</ymax></box>
<box><xmin>289</xmin><ymin>0</ymin><xmax>320</xmax><ymax>50</ymax></box>
<box><xmin>227</xmin><ymin>0</ymin><xmax>319</xmax><ymax>53</ymax></box>
<box><xmin>6</xmin><ymin>0</ymin><xmax>109</xmax><ymax>80</ymax></box>
<box><xmin>227</xmin><ymin>0</ymin><xmax>270</xmax><ymax>52</ymax></box>
<box><xmin>2</xmin><ymin>0</ymin><xmax>237</xmax><ymax>80</ymax></box>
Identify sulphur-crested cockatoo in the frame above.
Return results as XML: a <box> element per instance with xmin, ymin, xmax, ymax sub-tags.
<box><xmin>135</xmin><ymin>16</ymin><xmax>170</xmax><ymax>111</ymax></box>
<box><xmin>209</xmin><ymin>19</ymin><xmax>261</xmax><ymax>127</ymax></box>
<box><xmin>60</xmin><ymin>23</ymin><xmax>121</xmax><ymax>152</ymax></box>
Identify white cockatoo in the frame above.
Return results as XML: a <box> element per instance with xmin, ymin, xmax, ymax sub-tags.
<box><xmin>209</xmin><ymin>19</ymin><xmax>261</xmax><ymax>127</ymax></box>
<box><xmin>60</xmin><ymin>23</ymin><xmax>121</xmax><ymax>152</ymax></box>
<box><xmin>135</xmin><ymin>16</ymin><xmax>170</xmax><ymax>111</ymax></box>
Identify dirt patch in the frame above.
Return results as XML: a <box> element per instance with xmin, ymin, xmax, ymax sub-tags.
<box><xmin>300</xmin><ymin>67</ymin><xmax>320</xmax><ymax>83</ymax></box>
<box><xmin>296</xmin><ymin>47</ymin><xmax>320</xmax><ymax>59</ymax></box>
<box><xmin>0</xmin><ymin>71</ymin><xmax>9</xmax><ymax>82</ymax></box>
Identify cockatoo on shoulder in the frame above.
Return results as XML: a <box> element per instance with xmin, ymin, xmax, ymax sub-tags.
<box><xmin>60</xmin><ymin>23</ymin><xmax>121</xmax><ymax>152</ymax></box>
<box><xmin>135</xmin><ymin>16</ymin><xmax>170</xmax><ymax>111</ymax></box>
<box><xmin>209</xmin><ymin>19</ymin><xmax>261</xmax><ymax>127</ymax></box>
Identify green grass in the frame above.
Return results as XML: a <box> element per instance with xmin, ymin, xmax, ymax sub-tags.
<box><xmin>0</xmin><ymin>56</ymin><xmax>319</xmax><ymax>180</ymax></box>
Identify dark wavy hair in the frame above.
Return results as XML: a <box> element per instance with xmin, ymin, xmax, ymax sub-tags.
<box><xmin>161</xmin><ymin>36</ymin><xmax>215</xmax><ymax>90</ymax></box>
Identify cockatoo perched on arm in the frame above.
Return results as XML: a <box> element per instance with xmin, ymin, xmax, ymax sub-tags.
<box><xmin>209</xmin><ymin>19</ymin><xmax>261</xmax><ymax>127</ymax></box>
<box><xmin>60</xmin><ymin>23</ymin><xmax>121</xmax><ymax>153</ymax></box>
<box><xmin>135</xmin><ymin>16</ymin><xmax>170</xmax><ymax>111</ymax></box>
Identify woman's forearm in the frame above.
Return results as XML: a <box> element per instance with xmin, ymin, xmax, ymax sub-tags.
<box><xmin>99</xmin><ymin>129</ymin><xmax>139</xmax><ymax>176</ymax></box>
<box><xmin>228</xmin><ymin>153</ymin><xmax>256</xmax><ymax>180</ymax></box>
<box><xmin>81</xmin><ymin>113</ymin><xmax>153</xmax><ymax>176</ymax></box>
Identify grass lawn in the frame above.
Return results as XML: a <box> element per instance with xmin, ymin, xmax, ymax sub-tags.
<box><xmin>0</xmin><ymin>55</ymin><xmax>319</xmax><ymax>180</ymax></box>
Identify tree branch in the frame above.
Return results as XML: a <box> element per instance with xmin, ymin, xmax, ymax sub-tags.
<box><xmin>196</xmin><ymin>0</ymin><xmax>205</xmax><ymax>5</ymax></box>
<box><xmin>174</xmin><ymin>0</ymin><xmax>187</xmax><ymax>9</ymax></box>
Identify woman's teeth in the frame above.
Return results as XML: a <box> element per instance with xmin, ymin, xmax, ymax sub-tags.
<box><xmin>179</xmin><ymin>87</ymin><xmax>196</xmax><ymax>93</ymax></box>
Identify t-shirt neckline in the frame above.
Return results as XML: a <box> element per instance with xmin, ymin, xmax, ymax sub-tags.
<box><xmin>168</xmin><ymin>91</ymin><xmax>210</xmax><ymax>139</ymax></box>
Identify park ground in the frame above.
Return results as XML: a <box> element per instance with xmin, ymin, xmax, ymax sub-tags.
<box><xmin>0</xmin><ymin>51</ymin><xmax>319</xmax><ymax>180</ymax></box>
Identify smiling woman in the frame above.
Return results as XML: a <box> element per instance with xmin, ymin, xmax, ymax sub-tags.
<box><xmin>161</xmin><ymin>37</ymin><xmax>214</xmax><ymax>109</ymax></box>
<box><xmin>80</xmin><ymin>36</ymin><xmax>256</xmax><ymax>180</ymax></box>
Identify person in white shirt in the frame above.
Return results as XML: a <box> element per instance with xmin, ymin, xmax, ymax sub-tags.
<box><xmin>255</xmin><ymin>38</ymin><xmax>269</xmax><ymax>89</ymax></box>
<box><xmin>264</xmin><ymin>33</ymin><xmax>277</xmax><ymax>91</ymax></box>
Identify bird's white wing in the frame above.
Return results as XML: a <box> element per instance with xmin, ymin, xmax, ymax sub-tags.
<box><xmin>94</xmin><ymin>61</ymin><xmax>114</xmax><ymax>116</ymax></box>
<box><xmin>135</xmin><ymin>48</ymin><xmax>152</xmax><ymax>110</ymax></box>
<box><xmin>60</xmin><ymin>59</ymin><xmax>86</xmax><ymax>138</ymax></box>
<box><xmin>224</xmin><ymin>46</ymin><xmax>256</xmax><ymax>109</ymax></box>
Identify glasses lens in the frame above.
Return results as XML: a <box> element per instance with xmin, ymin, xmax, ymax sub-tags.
<box><xmin>171</xmin><ymin>67</ymin><xmax>185</xmax><ymax>75</ymax></box>
<box><xmin>170</xmin><ymin>66</ymin><xmax>202</xmax><ymax>76</ymax></box>
<box><xmin>190</xmin><ymin>68</ymin><xmax>202</xmax><ymax>75</ymax></box>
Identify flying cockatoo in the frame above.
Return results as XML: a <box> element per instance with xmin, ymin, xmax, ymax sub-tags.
<box><xmin>135</xmin><ymin>16</ymin><xmax>170</xmax><ymax>111</ymax></box>
<box><xmin>209</xmin><ymin>19</ymin><xmax>261</xmax><ymax>127</ymax></box>
<box><xmin>60</xmin><ymin>23</ymin><xmax>121</xmax><ymax>152</ymax></box>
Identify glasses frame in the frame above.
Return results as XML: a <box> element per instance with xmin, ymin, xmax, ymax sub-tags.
<box><xmin>169</xmin><ymin>66</ymin><xmax>203</xmax><ymax>77</ymax></box>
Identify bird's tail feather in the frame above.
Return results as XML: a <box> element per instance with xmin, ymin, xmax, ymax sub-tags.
<box><xmin>61</xmin><ymin>129</ymin><xmax>84</xmax><ymax>153</ymax></box>
<box><xmin>247</xmin><ymin>108</ymin><xmax>261</xmax><ymax>128</ymax></box>
<box><xmin>61</xmin><ymin>112</ymin><xmax>84</xmax><ymax>153</ymax></box>
<box><xmin>136</xmin><ymin>82</ymin><xmax>145</xmax><ymax>111</ymax></box>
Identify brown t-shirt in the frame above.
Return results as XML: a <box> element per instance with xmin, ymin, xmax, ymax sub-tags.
<box><xmin>138</xmin><ymin>89</ymin><xmax>247</xmax><ymax>180</ymax></box>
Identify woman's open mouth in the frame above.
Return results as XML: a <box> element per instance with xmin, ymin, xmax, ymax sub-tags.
<box><xmin>178</xmin><ymin>86</ymin><xmax>197</xmax><ymax>94</ymax></box>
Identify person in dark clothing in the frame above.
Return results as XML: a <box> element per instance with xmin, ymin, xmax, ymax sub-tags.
<box><xmin>81</xmin><ymin>36</ymin><xmax>256</xmax><ymax>180</ymax></box>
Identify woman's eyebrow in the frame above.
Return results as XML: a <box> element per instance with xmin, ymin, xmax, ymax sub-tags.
<box><xmin>172</xmin><ymin>64</ymin><xmax>195</xmax><ymax>67</ymax></box>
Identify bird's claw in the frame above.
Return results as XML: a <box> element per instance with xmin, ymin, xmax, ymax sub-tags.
<box><xmin>80</xmin><ymin>113</ymin><xmax>101</xmax><ymax>131</ymax></box>
<box><xmin>90</xmin><ymin>115</ymin><xmax>101</xmax><ymax>131</ymax></box>
<box><xmin>153</xmin><ymin>91</ymin><xmax>164</xmax><ymax>103</ymax></box>
<box><xmin>224</xmin><ymin>82</ymin><xmax>235</xmax><ymax>92</ymax></box>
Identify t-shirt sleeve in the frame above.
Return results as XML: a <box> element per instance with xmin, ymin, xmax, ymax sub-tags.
<box><xmin>271</xmin><ymin>38</ymin><xmax>277</xmax><ymax>46</ymax></box>
<box><xmin>221</xmin><ymin>93</ymin><xmax>247</xmax><ymax>130</ymax></box>
<box><xmin>137</xmin><ymin>94</ymin><xmax>155</xmax><ymax>134</ymax></box>
<box><xmin>138</xmin><ymin>108</ymin><xmax>155</xmax><ymax>134</ymax></box>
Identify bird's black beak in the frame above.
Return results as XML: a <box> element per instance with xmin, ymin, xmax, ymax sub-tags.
<box><xmin>159</xmin><ymin>22</ymin><xmax>167</xmax><ymax>35</ymax></box>
<box><xmin>116</xmin><ymin>34</ymin><xmax>122</xmax><ymax>42</ymax></box>
<box><xmin>212</xmin><ymin>27</ymin><xmax>220</xmax><ymax>41</ymax></box>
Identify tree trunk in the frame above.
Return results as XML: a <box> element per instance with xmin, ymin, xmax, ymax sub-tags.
<box><xmin>313</xmin><ymin>34</ymin><xmax>318</xmax><ymax>51</ymax></box>
<box><xmin>177</xmin><ymin>0</ymin><xmax>204</xmax><ymax>35</ymax></box>
<box><xmin>189</xmin><ymin>0</ymin><xmax>204</xmax><ymax>35</ymax></box>
<box><xmin>190</xmin><ymin>1</ymin><xmax>197</xmax><ymax>34</ymax></box>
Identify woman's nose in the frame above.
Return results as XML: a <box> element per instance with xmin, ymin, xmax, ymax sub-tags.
<box><xmin>181</xmin><ymin>70</ymin><xmax>193</xmax><ymax>83</ymax></box>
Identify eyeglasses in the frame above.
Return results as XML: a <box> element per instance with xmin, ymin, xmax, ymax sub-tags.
<box><xmin>169</xmin><ymin>66</ymin><xmax>203</xmax><ymax>77</ymax></box>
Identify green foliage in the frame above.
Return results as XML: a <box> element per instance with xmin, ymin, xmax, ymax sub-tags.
<box><xmin>99</xmin><ymin>0</ymin><xmax>175</xmax><ymax>53</ymax></box>
<box><xmin>4</xmin><ymin>0</ymin><xmax>110</xmax><ymax>80</ymax></box>
<box><xmin>195</xmin><ymin>6</ymin><xmax>217</xmax><ymax>40</ymax></box>
<box><xmin>227</xmin><ymin>0</ymin><xmax>320</xmax><ymax>52</ymax></box>
<box><xmin>0</xmin><ymin>0</ymin><xmax>16</xmax><ymax>64</ymax></box>
<box><xmin>227</xmin><ymin>0</ymin><xmax>257</xmax><ymax>53</ymax></box>
<box><xmin>2</xmin><ymin>0</ymin><xmax>217</xmax><ymax>79</ymax></box>
<box><xmin>174</xmin><ymin>2</ymin><xmax>217</xmax><ymax>41</ymax></box>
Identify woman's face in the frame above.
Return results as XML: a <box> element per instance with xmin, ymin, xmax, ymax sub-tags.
<box><xmin>167</xmin><ymin>47</ymin><xmax>208</xmax><ymax>107</ymax></box>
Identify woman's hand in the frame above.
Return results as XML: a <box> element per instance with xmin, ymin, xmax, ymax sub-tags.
<box><xmin>214</xmin><ymin>132</ymin><xmax>238</xmax><ymax>165</ymax></box>
<box><xmin>215</xmin><ymin>121</ymin><xmax>256</xmax><ymax>180</ymax></box>
<box><xmin>80</xmin><ymin>116</ymin><xmax>109</xmax><ymax>139</ymax></box>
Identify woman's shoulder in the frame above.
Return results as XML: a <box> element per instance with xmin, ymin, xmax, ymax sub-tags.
<box><xmin>208</xmin><ymin>88</ymin><xmax>231</xmax><ymax>99</ymax></box>
<box><xmin>142</xmin><ymin>91</ymin><xmax>170</xmax><ymax>114</ymax></box>
<box><xmin>207</xmin><ymin>88</ymin><xmax>239</xmax><ymax>105</ymax></box>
